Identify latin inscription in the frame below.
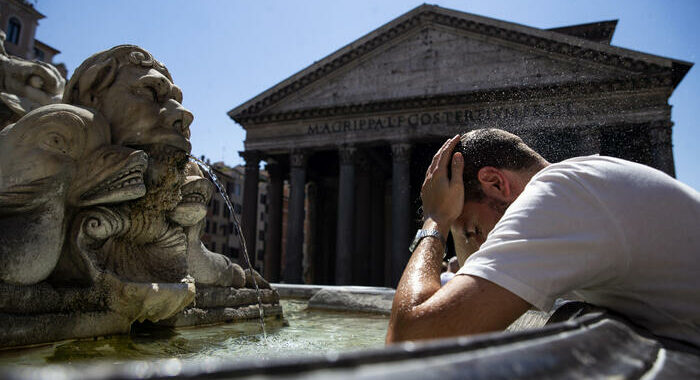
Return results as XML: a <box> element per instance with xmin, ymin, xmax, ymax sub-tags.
<box><xmin>307</xmin><ymin>102</ymin><xmax>574</xmax><ymax>135</ymax></box>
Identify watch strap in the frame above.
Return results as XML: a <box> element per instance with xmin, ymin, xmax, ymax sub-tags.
<box><xmin>409</xmin><ymin>229</ymin><xmax>446</xmax><ymax>253</ymax></box>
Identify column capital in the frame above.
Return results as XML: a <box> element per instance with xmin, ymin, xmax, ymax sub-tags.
<box><xmin>356</xmin><ymin>151</ymin><xmax>371</xmax><ymax>173</ymax></box>
<box><xmin>390</xmin><ymin>142</ymin><xmax>412</xmax><ymax>161</ymax></box>
<box><xmin>338</xmin><ymin>144</ymin><xmax>357</xmax><ymax>165</ymax></box>
<box><xmin>648</xmin><ymin>121</ymin><xmax>673</xmax><ymax>146</ymax></box>
<box><xmin>264</xmin><ymin>158</ymin><xmax>282</xmax><ymax>176</ymax></box>
<box><xmin>239</xmin><ymin>150</ymin><xmax>263</xmax><ymax>167</ymax></box>
<box><xmin>290</xmin><ymin>149</ymin><xmax>308</xmax><ymax>168</ymax></box>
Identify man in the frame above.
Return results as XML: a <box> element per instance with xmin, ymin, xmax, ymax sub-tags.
<box><xmin>386</xmin><ymin>129</ymin><xmax>700</xmax><ymax>348</ymax></box>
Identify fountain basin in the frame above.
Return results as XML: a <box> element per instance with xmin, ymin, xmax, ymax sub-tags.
<box><xmin>1</xmin><ymin>284</ymin><xmax>699</xmax><ymax>379</ymax></box>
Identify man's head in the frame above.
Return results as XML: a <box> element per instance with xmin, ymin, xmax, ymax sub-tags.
<box><xmin>63</xmin><ymin>45</ymin><xmax>193</xmax><ymax>153</ymax></box>
<box><xmin>451</xmin><ymin>129</ymin><xmax>548</xmax><ymax>248</ymax></box>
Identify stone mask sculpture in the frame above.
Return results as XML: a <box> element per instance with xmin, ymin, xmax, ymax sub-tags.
<box><xmin>62</xmin><ymin>45</ymin><xmax>195</xmax><ymax>283</ymax></box>
<box><xmin>0</xmin><ymin>31</ymin><xmax>65</xmax><ymax>129</ymax></box>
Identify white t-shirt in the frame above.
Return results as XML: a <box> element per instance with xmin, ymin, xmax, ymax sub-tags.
<box><xmin>440</xmin><ymin>271</ymin><xmax>455</xmax><ymax>286</ymax></box>
<box><xmin>457</xmin><ymin>156</ymin><xmax>700</xmax><ymax>346</ymax></box>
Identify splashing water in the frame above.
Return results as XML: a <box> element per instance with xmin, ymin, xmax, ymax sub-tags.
<box><xmin>188</xmin><ymin>155</ymin><xmax>267</xmax><ymax>339</ymax></box>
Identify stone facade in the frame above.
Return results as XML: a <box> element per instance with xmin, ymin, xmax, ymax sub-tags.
<box><xmin>229</xmin><ymin>5</ymin><xmax>692</xmax><ymax>287</ymax></box>
<box><xmin>0</xmin><ymin>0</ymin><xmax>65</xmax><ymax>75</ymax></box>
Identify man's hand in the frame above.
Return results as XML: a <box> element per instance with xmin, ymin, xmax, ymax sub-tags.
<box><xmin>421</xmin><ymin>135</ymin><xmax>464</xmax><ymax>235</ymax></box>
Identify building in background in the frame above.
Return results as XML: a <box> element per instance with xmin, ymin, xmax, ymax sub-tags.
<box><xmin>230</xmin><ymin>5</ymin><xmax>692</xmax><ymax>287</ymax></box>
<box><xmin>0</xmin><ymin>0</ymin><xmax>66</xmax><ymax>76</ymax></box>
<box><xmin>199</xmin><ymin>157</ymin><xmax>269</xmax><ymax>272</ymax></box>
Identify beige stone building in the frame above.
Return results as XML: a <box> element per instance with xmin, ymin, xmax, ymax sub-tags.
<box><xmin>0</xmin><ymin>0</ymin><xmax>64</xmax><ymax>75</ymax></box>
<box><xmin>230</xmin><ymin>5</ymin><xmax>692</xmax><ymax>287</ymax></box>
<box><xmin>200</xmin><ymin>158</ymin><xmax>269</xmax><ymax>272</ymax></box>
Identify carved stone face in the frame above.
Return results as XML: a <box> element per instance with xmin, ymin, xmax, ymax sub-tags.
<box><xmin>97</xmin><ymin>65</ymin><xmax>193</xmax><ymax>153</ymax></box>
<box><xmin>0</xmin><ymin>55</ymin><xmax>65</xmax><ymax>128</ymax></box>
<box><xmin>167</xmin><ymin>162</ymin><xmax>213</xmax><ymax>226</ymax></box>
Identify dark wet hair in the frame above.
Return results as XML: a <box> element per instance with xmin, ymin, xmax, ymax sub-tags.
<box><xmin>453</xmin><ymin>128</ymin><xmax>544</xmax><ymax>202</ymax></box>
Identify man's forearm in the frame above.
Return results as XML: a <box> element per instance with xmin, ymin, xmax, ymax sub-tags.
<box><xmin>386</xmin><ymin>218</ymin><xmax>447</xmax><ymax>343</ymax></box>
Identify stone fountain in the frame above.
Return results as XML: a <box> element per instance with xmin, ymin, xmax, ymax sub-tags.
<box><xmin>0</xmin><ymin>44</ymin><xmax>281</xmax><ymax>349</ymax></box>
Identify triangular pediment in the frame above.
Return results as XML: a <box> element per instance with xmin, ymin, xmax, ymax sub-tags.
<box><xmin>229</xmin><ymin>5</ymin><xmax>691</xmax><ymax>124</ymax></box>
<box><xmin>264</xmin><ymin>27</ymin><xmax>623</xmax><ymax>114</ymax></box>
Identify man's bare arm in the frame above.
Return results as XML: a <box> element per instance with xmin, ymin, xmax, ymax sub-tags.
<box><xmin>386</xmin><ymin>136</ymin><xmax>530</xmax><ymax>344</ymax></box>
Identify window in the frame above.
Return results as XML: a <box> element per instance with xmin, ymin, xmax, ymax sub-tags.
<box><xmin>229</xmin><ymin>222</ymin><xmax>235</xmax><ymax>234</ymax></box>
<box><xmin>33</xmin><ymin>47</ymin><xmax>44</xmax><ymax>61</ymax></box>
<box><xmin>234</xmin><ymin>203</ymin><xmax>242</xmax><ymax>214</ymax></box>
<box><xmin>7</xmin><ymin>18</ymin><xmax>21</xmax><ymax>45</ymax></box>
<box><xmin>257</xmin><ymin>249</ymin><xmax>265</xmax><ymax>261</ymax></box>
<box><xmin>211</xmin><ymin>242</ymin><xmax>216</xmax><ymax>251</ymax></box>
<box><xmin>223</xmin><ymin>206</ymin><xmax>229</xmax><ymax>218</ymax></box>
<box><xmin>234</xmin><ymin>183</ymin><xmax>241</xmax><ymax>196</ymax></box>
<box><xmin>258</xmin><ymin>230</ymin><xmax>265</xmax><ymax>241</ymax></box>
<box><xmin>205</xmin><ymin>220</ymin><xmax>210</xmax><ymax>233</ymax></box>
<box><xmin>230</xmin><ymin>247</ymin><xmax>240</xmax><ymax>259</ymax></box>
<box><xmin>226</xmin><ymin>182</ymin><xmax>234</xmax><ymax>196</ymax></box>
<box><xmin>212</xmin><ymin>200</ymin><xmax>220</xmax><ymax>216</ymax></box>
<box><xmin>260</xmin><ymin>193</ymin><xmax>267</xmax><ymax>204</ymax></box>
<box><xmin>212</xmin><ymin>222</ymin><xmax>218</xmax><ymax>234</ymax></box>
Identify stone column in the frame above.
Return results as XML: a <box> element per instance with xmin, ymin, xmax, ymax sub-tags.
<box><xmin>239</xmin><ymin>150</ymin><xmax>261</xmax><ymax>260</ymax></box>
<box><xmin>369</xmin><ymin>164</ymin><xmax>385</xmax><ymax>286</ymax></box>
<box><xmin>354</xmin><ymin>153</ymin><xmax>372</xmax><ymax>285</ymax></box>
<box><xmin>263</xmin><ymin>159</ymin><xmax>283</xmax><ymax>282</ymax></box>
<box><xmin>335</xmin><ymin>144</ymin><xmax>356</xmax><ymax>285</ymax></box>
<box><xmin>284</xmin><ymin>150</ymin><xmax>307</xmax><ymax>283</ymax></box>
<box><xmin>648</xmin><ymin>121</ymin><xmax>675</xmax><ymax>177</ymax></box>
<box><xmin>391</xmin><ymin>142</ymin><xmax>411</xmax><ymax>287</ymax></box>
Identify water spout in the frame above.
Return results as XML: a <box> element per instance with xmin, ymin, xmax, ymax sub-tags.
<box><xmin>188</xmin><ymin>155</ymin><xmax>267</xmax><ymax>339</ymax></box>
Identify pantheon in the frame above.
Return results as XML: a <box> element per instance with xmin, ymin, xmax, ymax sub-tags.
<box><xmin>228</xmin><ymin>5</ymin><xmax>692</xmax><ymax>287</ymax></box>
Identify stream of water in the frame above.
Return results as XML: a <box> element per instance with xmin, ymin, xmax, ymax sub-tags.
<box><xmin>188</xmin><ymin>155</ymin><xmax>267</xmax><ymax>339</ymax></box>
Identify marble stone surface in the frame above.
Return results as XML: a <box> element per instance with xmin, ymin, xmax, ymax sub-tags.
<box><xmin>0</xmin><ymin>45</ymin><xmax>280</xmax><ymax>348</ymax></box>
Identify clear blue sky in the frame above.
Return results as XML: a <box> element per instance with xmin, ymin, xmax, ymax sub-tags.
<box><xmin>35</xmin><ymin>0</ymin><xmax>699</xmax><ymax>190</ymax></box>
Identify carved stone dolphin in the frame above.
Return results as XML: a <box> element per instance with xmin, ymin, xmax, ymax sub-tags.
<box><xmin>168</xmin><ymin>162</ymin><xmax>247</xmax><ymax>288</ymax></box>
<box><xmin>0</xmin><ymin>104</ymin><xmax>146</xmax><ymax>285</ymax></box>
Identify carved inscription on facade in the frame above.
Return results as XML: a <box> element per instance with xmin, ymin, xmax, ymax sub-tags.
<box><xmin>306</xmin><ymin>102</ymin><xmax>575</xmax><ymax>136</ymax></box>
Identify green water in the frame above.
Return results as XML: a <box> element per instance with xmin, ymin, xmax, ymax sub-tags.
<box><xmin>0</xmin><ymin>300</ymin><xmax>389</xmax><ymax>367</ymax></box>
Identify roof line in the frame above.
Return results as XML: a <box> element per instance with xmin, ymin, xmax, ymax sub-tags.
<box><xmin>228</xmin><ymin>5</ymin><xmax>692</xmax><ymax>120</ymax></box>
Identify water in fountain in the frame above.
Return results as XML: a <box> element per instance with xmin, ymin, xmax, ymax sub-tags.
<box><xmin>188</xmin><ymin>155</ymin><xmax>267</xmax><ymax>339</ymax></box>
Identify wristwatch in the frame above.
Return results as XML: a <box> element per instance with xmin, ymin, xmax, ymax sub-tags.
<box><xmin>409</xmin><ymin>229</ymin><xmax>446</xmax><ymax>255</ymax></box>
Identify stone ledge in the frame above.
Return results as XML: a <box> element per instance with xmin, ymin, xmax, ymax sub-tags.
<box><xmin>272</xmin><ymin>283</ymin><xmax>395</xmax><ymax>300</ymax></box>
<box><xmin>307</xmin><ymin>288</ymin><xmax>393</xmax><ymax>315</ymax></box>
<box><xmin>157</xmin><ymin>304</ymin><xmax>283</xmax><ymax>328</ymax></box>
<box><xmin>194</xmin><ymin>287</ymin><xmax>279</xmax><ymax>309</ymax></box>
<box><xmin>0</xmin><ymin>311</ymin><xmax>131</xmax><ymax>349</ymax></box>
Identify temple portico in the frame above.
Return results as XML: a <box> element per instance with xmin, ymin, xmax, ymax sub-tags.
<box><xmin>230</xmin><ymin>5</ymin><xmax>690</xmax><ymax>286</ymax></box>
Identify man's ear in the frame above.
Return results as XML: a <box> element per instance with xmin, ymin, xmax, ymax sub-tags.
<box><xmin>477</xmin><ymin>167</ymin><xmax>511</xmax><ymax>200</ymax></box>
<box><xmin>76</xmin><ymin>58</ymin><xmax>117</xmax><ymax>107</ymax></box>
